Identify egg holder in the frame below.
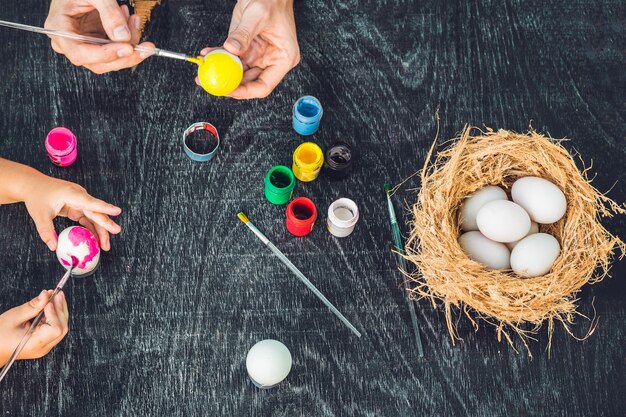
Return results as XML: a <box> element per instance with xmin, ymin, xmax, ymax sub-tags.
<box><xmin>182</xmin><ymin>122</ymin><xmax>220</xmax><ymax>162</ymax></box>
<box><xmin>404</xmin><ymin>125</ymin><xmax>624</xmax><ymax>356</ymax></box>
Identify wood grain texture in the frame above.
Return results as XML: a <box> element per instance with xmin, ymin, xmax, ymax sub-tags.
<box><xmin>0</xmin><ymin>0</ymin><xmax>625</xmax><ymax>416</ymax></box>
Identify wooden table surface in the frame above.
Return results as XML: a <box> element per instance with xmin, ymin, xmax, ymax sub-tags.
<box><xmin>1</xmin><ymin>1</ymin><xmax>625</xmax><ymax>416</ymax></box>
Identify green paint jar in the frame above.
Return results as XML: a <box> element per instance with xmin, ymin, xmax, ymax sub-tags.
<box><xmin>264</xmin><ymin>165</ymin><xmax>296</xmax><ymax>205</ymax></box>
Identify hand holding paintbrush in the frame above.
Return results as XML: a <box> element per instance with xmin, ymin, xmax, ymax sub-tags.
<box><xmin>44</xmin><ymin>0</ymin><xmax>155</xmax><ymax>73</ymax></box>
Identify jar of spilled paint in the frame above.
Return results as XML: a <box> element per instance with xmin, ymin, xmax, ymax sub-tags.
<box><xmin>292</xmin><ymin>142</ymin><xmax>324</xmax><ymax>182</ymax></box>
<box><xmin>265</xmin><ymin>165</ymin><xmax>296</xmax><ymax>205</ymax></box>
<box><xmin>327</xmin><ymin>198</ymin><xmax>360</xmax><ymax>238</ymax></box>
<box><xmin>323</xmin><ymin>142</ymin><xmax>353</xmax><ymax>180</ymax></box>
<box><xmin>293</xmin><ymin>96</ymin><xmax>323</xmax><ymax>135</ymax></box>
<box><xmin>286</xmin><ymin>197</ymin><xmax>317</xmax><ymax>236</ymax></box>
<box><xmin>45</xmin><ymin>127</ymin><xmax>77</xmax><ymax>167</ymax></box>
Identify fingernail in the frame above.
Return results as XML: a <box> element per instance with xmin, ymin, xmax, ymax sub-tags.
<box><xmin>46</xmin><ymin>240</ymin><xmax>56</xmax><ymax>251</ymax></box>
<box><xmin>113</xmin><ymin>25</ymin><xmax>130</xmax><ymax>41</ymax></box>
<box><xmin>117</xmin><ymin>47</ymin><xmax>132</xmax><ymax>58</ymax></box>
<box><xmin>38</xmin><ymin>290</ymin><xmax>46</xmax><ymax>301</ymax></box>
<box><xmin>133</xmin><ymin>16</ymin><xmax>141</xmax><ymax>31</ymax></box>
<box><xmin>139</xmin><ymin>51</ymin><xmax>152</xmax><ymax>59</ymax></box>
<box><xmin>122</xmin><ymin>5</ymin><xmax>130</xmax><ymax>19</ymax></box>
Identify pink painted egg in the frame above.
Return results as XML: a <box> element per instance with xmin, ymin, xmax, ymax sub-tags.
<box><xmin>56</xmin><ymin>226</ymin><xmax>100</xmax><ymax>275</ymax></box>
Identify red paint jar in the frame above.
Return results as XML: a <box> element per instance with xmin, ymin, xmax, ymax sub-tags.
<box><xmin>45</xmin><ymin>127</ymin><xmax>77</xmax><ymax>167</ymax></box>
<box><xmin>286</xmin><ymin>197</ymin><xmax>317</xmax><ymax>236</ymax></box>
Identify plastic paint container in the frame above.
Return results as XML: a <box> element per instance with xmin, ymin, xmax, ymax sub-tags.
<box><xmin>293</xmin><ymin>96</ymin><xmax>323</xmax><ymax>135</ymax></box>
<box><xmin>323</xmin><ymin>142</ymin><xmax>353</xmax><ymax>180</ymax></box>
<box><xmin>286</xmin><ymin>197</ymin><xmax>317</xmax><ymax>236</ymax></box>
<box><xmin>292</xmin><ymin>142</ymin><xmax>324</xmax><ymax>182</ymax></box>
<box><xmin>327</xmin><ymin>198</ymin><xmax>360</xmax><ymax>238</ymax></box>
<box><xmin>265</xmin><ymin>165</ymin><xmax>296</xmax><ymax>205</ymax></box>
<box><xmin>45</xmin><ymin>127</ymin><xmax>77</xmax><ymax>167</ymax></box>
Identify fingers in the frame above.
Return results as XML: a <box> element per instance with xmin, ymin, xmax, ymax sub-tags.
<box><xmin>83</xmin><ymin>209</ymin><xmax>122</xmax><ymax>235</ymax></box>
<box><xmin>50</xmin><ymin>39</ymin><xmax>135</xmax><ymax>67</ymax></box>
<box><xmin>30</xmin><ymin>209</ymin><xmax>58</xmax><ymax>251</ymax></box>
<box><xmin>85</xmin><ymin>40</ymin><xmax>156</xmax><ymax>74</ymax></box>
<box><xmin>229</xmin><ymin>65</ymin><xmax>285</xmax><ymax>99</ymax></box>
<box><xmin>50</xmin><ymin>13</ymin><xmax>154</xmax><ymax>74</ymax></box>
<box><xmin>77</xmin><ymin>216</ymin><xmax>100</xmax><ymax>241</ymax></box>
<box><xmin>66</xmin><ymin>189</ymin><xmax>122</xmax><ymax>217</ymax></box>
<box><xmin>93</xmin><ymin>222</ymin><xmax>111</xmax><ymax>251</ymax></box>
<box><xmin>80</xmin><ymin>211</ymin><xmax>116</xmax><ymax>251</ymax></box>
<box><xmin>224</xmin><ymin>2</ymin><xmax>269</xmax><ymax>55</ymax></box>
<box><xmin>37</xmin><ymin>295</ymin><xmax>69</xmax><ymax>350</ymax></box>
<box><xmin>57</xmin><ymin>186</ymin><xmax>121</xmax><ymax>250</ymax></box>
<box><xmin>91</xmin><ymin>0</ymin><xmax>131</xmax><ymax>42</ymax></box>
<box><xmin>240</xmin><ymin>67</ymin><xmax>263</xmax><ymax>84</ymax></box>
<box><xmin>4</xmin><ymin>291</ymin><xmax>48</xmax><ymax>323</ymax></box>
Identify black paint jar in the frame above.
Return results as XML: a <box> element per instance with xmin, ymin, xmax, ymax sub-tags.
<box><xmin>323</xmin><ymin>142</ymin><xmax>353</xmax><ymax>180</ymax></box>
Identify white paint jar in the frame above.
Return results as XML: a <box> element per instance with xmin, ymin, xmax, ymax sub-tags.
<box><xmin>327</xmin><ymin>198</ymin><xmax>360</xmax><ymax>237</ymax></box>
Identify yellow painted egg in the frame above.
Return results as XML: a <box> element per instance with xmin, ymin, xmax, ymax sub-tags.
<box><xmin>197</xmin><ymin>49</ymin><xmax>243</xmax><ymax>96</ymax></box>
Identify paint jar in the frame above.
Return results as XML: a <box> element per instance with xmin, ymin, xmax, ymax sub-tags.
<box><xmin>286</xmin><ymin>197</ymin><xmax>317</xmax><ymax>236</ymax></box>
<box><xmin>292</xmin><ymin>142</ymin><xmax>324</xmax><ymax>182</ymax></box>
<box><xmin>327</xmin><ymin>198</ymin><xmax>360</xmax><ymax>238</ymax></box>
<box><xmin>265</xmin><ymin>165</ymin><xmax>296</xmax><ymax>205</ymax></box>
<box><xmin>293</xmin><ymin>96</ymin><xmax>323</xmax><ymax>135</ymax></box>
<box><xmin>323</xmin><ymin>142</ymin><xmax>353</xmax><ymax>180</ymax></box>
<box><xmin>45</xmin><ymin>127</ymin><xmax>77</xmax><ymax>167</ymax></box>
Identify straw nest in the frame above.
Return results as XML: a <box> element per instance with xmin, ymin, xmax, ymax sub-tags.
<box><xmin>405</xmin><ymin>125</ymin><xmax>624</xmax><ymax>354</ymax></box>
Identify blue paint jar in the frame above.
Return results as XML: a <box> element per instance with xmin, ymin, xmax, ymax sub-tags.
<box><xmin>293</xmin><ymin>96</ymin><xmax>323</xmax><ymax>135</ymax></box>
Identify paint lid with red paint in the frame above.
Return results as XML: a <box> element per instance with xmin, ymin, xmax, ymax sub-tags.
<box><xmin>45</xmin><ymin>127</ymin><xmax>77</xmax><ymax>167</ymax></box>
<box><xmin>286</xmin><ymin>197</ymin><xmax>317</xmax><ymax>237</ymax></box>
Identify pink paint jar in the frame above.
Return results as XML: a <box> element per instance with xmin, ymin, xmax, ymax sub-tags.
<box><xmin>45</xmin><ymin>127</ymin><xmax>77</xmax><ymax>167</ymax></box>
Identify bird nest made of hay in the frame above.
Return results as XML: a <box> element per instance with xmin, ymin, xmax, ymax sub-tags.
<box><xmin>405</xmin><ymin>125</ymin><xmax>624</xmax><ymax>354</ymax></box>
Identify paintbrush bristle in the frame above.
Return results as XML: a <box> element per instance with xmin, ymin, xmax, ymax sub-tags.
<box><xmin>384</xmin><ymin>183</ymin><xmax>391</xmax><ymax>194</ymax></box>
<box><xmin>237</xmin><ymin>212</ymin><xmax>249</xmax><ymax>223</ymax></box>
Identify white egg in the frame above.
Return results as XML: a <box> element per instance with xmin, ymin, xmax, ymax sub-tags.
<box><xmin>506</xmin><ymin>221</ymin><xmax>539</xmax><ymax>250</ymax></box>
<box><xmin>246</xmin><ymin>340</ymin><xmax>292</xmax><ymax>388</ymax></box>
<box><xmin>56</xmin><ymin>226</ymin><xmax>100</xmax><ymax>276</ymax></box>
<box><xmin>458</xmin><ymin>231</ymin><xmax>511</xmax><ymax>270</ymax></box>
<box><xmin>510</xmin><ymin>233</ymin><xmax>560</xmax><ymax>278</ymax></box>
<box><xmin>459</xmin><ymin>185</ymin><xmax>508</xmax><ymax>231</ymax></box>
<box><xmin>476</xmin><ymin>200</ymin><xmax>531</xmax><ymax>243</ymax></box>
<box><xmin>511</xmin><ymin>177</ymin><xmax>567</xmax><ymax>224</ymax></box>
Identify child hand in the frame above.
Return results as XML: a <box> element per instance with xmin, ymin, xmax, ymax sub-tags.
<box><xmin>24</xmin><ymin>176</ymin><xmax>122</xmax><ymax>252</ymax></box>
<box><xmin>0</xmin><ymin>290</ymin><xmax>69</xmax><ymax>367</ymax></box>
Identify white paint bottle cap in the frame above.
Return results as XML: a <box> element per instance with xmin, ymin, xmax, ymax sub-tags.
<box><xmin>327</xmin><ymin>198</ymin><xmax>360</xmax><ymax>238</ymax></box>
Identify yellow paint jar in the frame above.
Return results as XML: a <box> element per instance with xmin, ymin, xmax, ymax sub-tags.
<box><xmin>292</xmin><ymin>142</ymin><xmax>324</xmax><ymax>182</ymax></box>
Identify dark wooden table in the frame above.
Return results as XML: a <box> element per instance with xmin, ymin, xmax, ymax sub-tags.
<box><xmin>1</xmin><ymin>1</ymin><xmax>625</xmax><ymax>416</ymax></box>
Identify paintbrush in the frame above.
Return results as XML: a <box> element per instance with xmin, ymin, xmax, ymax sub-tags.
<box><xmin>237</xmin><ymin>212</ymin><xmax>362</xmax><ymax>337</ymax></box>
<box><xmin>384</xmin><ymin>184</ymin><xmax>424</xmax><ymax>357</ymax></box>
<box><xmin>0</xmin><ymin>19</ymin><xmax>203</xmax><ymax>65</ymax></box>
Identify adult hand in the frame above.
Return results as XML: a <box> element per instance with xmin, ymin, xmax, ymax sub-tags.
<box><xmin>23</xmin><ymin>176</ymin><xmax>122</xmax><ymax>251</ymax></box>
<box><xmin>44</xmin><ymin>0</ymin><xmax>156</xmax><ymax>74</ymax></box>
<box><xmin>196</xmin><ymin>0</ymin><xmax>300</xmax><ymax>99</ymax></box>
<box><xmin>0</xmin><ymin>290</ymin><xmax>69</xmax><ymax>367</ymax></box>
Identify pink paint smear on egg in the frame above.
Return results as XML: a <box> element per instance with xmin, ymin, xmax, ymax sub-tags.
<box><xmin>62</xmin><ymin>227</ymin><xmax>99</xmax><ymax>269</ymax></box>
